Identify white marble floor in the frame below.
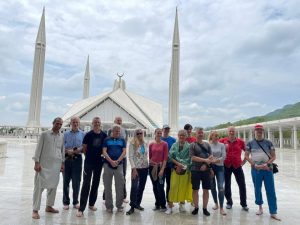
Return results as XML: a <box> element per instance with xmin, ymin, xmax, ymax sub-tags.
<box><xmin>0</xmin><ymin>143</ymin><xmax>299</xmax><ymax>225</ymax></box>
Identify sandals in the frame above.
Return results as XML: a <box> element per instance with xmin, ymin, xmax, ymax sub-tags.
<box><xmin>32</xmin><ymin>211</ymin><xmax>40</xmax><ymax>219</ymax></box>
<box><xmin>45</xmin><ymin>206</ymin><xmax>59</xmax><ymax>213</ymax></box>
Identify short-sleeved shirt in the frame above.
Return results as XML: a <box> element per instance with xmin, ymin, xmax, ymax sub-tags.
<box><xmin>103</xmin><ymin>137</ymin><xmax>126</xmax><ymax>162</ymax></box>
<box><xmin>149</xmin><ymin>141</ymin><xmax>168</xmax><ymax>165</ymax></box>
<box><xmin>83</xmin><ymin>130</ymin><xmax>107</xmax><ymax>165</ymax></box>
<box><xmin>161</xmin><ymin>136</ymin><xmax>176</xmax><ymax>150</ymax></box>
<box><xmin>161</xmin><ymin>136</ymin><xmax>176</xmax><ymax>167</ymax></box>
<box><xmin>219</xmin><ymin>137</ymin><xmax>245</xmax><ymax>169</ymax></box>
<box><xmin>246</xmin><ymin>139</ymin><xmax>275</xmax><ymax>165</ymax></box>
<box><xmin>189</xmin><ymin>142</ymin><xmax>212</xmax><ymax>171</ymax></box>
<box><xmin>186</xmin><ymin>136</ymin><xmax>197</xmax><ymax>143</ymax></box>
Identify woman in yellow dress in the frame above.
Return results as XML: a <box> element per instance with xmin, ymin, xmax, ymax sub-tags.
<box><xmin>165</xmin><ymin>129</ymin><xmax>192</xmax><ymax>214</ymax></box>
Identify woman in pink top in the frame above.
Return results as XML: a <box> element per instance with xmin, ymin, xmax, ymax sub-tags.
<box><xmin>149</xmin><ymin>128</ymin><xmax>168</xmax><ymax>211</ymax></box>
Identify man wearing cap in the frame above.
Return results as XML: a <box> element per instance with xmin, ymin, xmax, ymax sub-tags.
<box><xmin>161</xmin><ymin>125</ymin><xmax>176</xmax><ymax>208</ymax></box>
<box><xmin>219</xmin><ymin>126</ymin><xmax>249</xmax><ymax>211</ymax></box>
<box><xmin>245</xmin><ymin>124</ymin><xmax>280</xmax><ymax>221</ymax></box>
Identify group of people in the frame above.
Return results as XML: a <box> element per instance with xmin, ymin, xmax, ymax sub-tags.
<box><xmin>31</xmin><ymin>116</ymin><xmax>280</xmax><ymax>221</ymax></box>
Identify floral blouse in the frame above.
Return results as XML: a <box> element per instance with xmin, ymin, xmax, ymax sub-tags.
<box><xmin>129</xmin><ymin>142</ymin><xmax>149</xmax><ymax>169</ymax></box>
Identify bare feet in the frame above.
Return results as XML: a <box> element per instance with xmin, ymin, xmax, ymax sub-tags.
<box><xmin>220</xmin><ymin>209</ymin><xmax>227</xmax><ymax>216</ymax></box>
<box><xmin>256</xmin><ymin>209</ymin><xmax>263</xmax><ymax>215</ymax></box>
<box><xmin>32</xmin><ymin>211</ymin><xmax>40</xmax><ymax>219</ymax></box>
<box><xmin>45</xmin><ymin>206</ymin><xmax>59</xmax><ymax>213</ymax></box>
<box><xmin>271</xmin><ymin>214</ymin><xmax>281</xmax><ymax>221</ymax></box>
<box><xmin>73</xmin><ymin>204</ymin><xmax>80</xmax><ymax>209</ymax></box>
<box><xmin>76</xmin><ymin>211</ymin><xmax>83</xmax><ymax>217</ymax></box>
<box><xmin>123</xmin><ymin>199</ymin><xmax>129</xmax><ymax>203</ymax></box>
<box><xmin>256</xmin><ymin>205</ymin><xmax>263</xmax><ymax>215</ymax></box>
<box><xmin>212</xmin><ymin>204</ymin><xmax>219</xmax><ymax>210</ymax></box>
<box><xmin>88</xmin><ymin>205</ymin><xmax>97</xmax><ymax>211</ymax></box>
<box><xmin>63</xmin><ymin>205</ymin><xmax>69</xmax><ymax>210</ymax></box>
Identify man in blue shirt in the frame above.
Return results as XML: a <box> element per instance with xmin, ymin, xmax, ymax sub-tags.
<box><xmin>161</xmin><ymin>124</ymin><xmax>176</xmax><ymax>208</ymax></box>
<box><xmin>105</xmin><ymin>116</ymin><xmax>128</xmax><ymax>202</ymax></box>
<box><xmin>63</xmin><ymin>117</ymin><xmax>85</xmax><ymax>210</ymax></box>
<box><xmin>102</xmin><ymin>124</ymin><xmax>127</xmax><ymax>212</ymax></box>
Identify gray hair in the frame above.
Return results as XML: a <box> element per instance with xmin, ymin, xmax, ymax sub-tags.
<box><xmin>178</xmin><ymin>129</ymin><xmax>187</xmax><ymax>136</ymax></box>
<box><xmin>111</xmin><ymin>124</ymin><xmax>121</xmax><ymax>131</ymax></box>
<box><xmin>70</xmin><ymin>116</ymin><xmax>80</xmax><ymax>123</ymax></box>
<box><xmin>194</xmin><ymin>127</ymin><xmax>203</xmax><ymax>132</ymax></box>
<box><xmin>92</xmin><ymin>117</ymin><xmax>101</xmax><ymax>123</ymax></box>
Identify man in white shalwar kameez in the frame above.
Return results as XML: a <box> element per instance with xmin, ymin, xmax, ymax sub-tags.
<box><xmin>32</xmin><ymin>117</ymin><xmax>65</xmax><ymax>219</ymax></box>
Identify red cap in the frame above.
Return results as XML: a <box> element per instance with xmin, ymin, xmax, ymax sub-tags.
<box><xmin>254</xmin><ymin>124</ymin><xmax>264</xmax><ymax>130</ymax></box>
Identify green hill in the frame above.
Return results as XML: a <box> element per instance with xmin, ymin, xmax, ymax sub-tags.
<box><xmin>207</xmin><ymin>102</ymin><xmax>300</xmax><ymax>130</ymax></box>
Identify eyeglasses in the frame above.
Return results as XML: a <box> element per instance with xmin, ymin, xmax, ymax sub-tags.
<box><xmin>136</xmin><ymin>132</ymin><xmax>143</xmax><ymax>135</ymax></box>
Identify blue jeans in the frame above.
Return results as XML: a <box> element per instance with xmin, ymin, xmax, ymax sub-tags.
<box><xmin>211</xmin><ymin>165</ymin><xmax>225</xmax><ymax>208</ymax></box>
<box><xmin>129</xmin><ymin>168</ymin><xmax>148</xmax><ymax>208</ymax></box>
<box><xmin>149</xmin><ymin>166</ymin><xmax>166</xmax><ymax>208</ymax></box>
<box><xmin>251</xmin><ymin>168</ymin><xmax>277</xmax><ymax>214</ymax></box>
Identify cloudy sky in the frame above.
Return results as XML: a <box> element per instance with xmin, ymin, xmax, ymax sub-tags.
<box><xmin>0</xmin><ymin>0</ymin><xmax>299</xmax><ymax>128</ymax></box>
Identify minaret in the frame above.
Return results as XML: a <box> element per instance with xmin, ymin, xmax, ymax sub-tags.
<box><xmin>27</xmin><ymin>8</ymin><xmax>46</xmax><ymax>128</ymax></box>
<box><xmin>83</xmin><ymin>55</ymin><xmax>90</xmax><ymax>99</ymax></box>
<box><xmin>168</xmin><ymin>8</ymin><xmax>180</xmax><ymax>132</ymax></box>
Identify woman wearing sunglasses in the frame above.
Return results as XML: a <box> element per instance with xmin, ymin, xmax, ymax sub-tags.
<box><xmin>126</xmin><ymin>129</ymin><xmax>149</xmax><ymax>215</ymax></box>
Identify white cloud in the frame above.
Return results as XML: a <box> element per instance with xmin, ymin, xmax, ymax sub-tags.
<box><xmin>0</xmin><ymin>0</ymin><xmax>299</xmax><ymax>127</ymax></box>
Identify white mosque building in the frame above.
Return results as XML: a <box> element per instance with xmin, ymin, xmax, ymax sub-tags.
<box><xmin>62</xmin><ymin>74</ymin><xmax>164</xmax><ymax>132</ymax></box>
<box><xmin>26</xmin><ymin>8</ymin><xmax>180</xmax><ymax>134</ymax></box>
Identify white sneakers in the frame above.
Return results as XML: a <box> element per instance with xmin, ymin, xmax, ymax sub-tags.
<box><xmin>165</xmin><ymin>207</ymin><xmax>172</xmax><ymax>215</ymax></box>
<box><xmin>179</xmin><ymin>204</ymin><xmax>186</xmax><ymax>212</ymax></box>
<box><xmin>165</xmin><ymin>204</ymin><xmax>186</xmax><ymax>214</ymax></box>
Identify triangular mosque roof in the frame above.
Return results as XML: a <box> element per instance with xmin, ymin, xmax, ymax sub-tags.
<box><xmin>62</xmin><ymin>79</ymin><xmax>163</xmax><ymax>130</ymax></box>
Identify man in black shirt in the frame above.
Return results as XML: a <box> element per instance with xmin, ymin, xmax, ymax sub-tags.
<box><xmin>76</xmin><ymin>117</ymin><xmax>107</xmax><ymax>217</ymax></box>
<box><xmin>189</xmin><ymin>127</ymin><xmax>213</xmax><ymax>216</ymax></box>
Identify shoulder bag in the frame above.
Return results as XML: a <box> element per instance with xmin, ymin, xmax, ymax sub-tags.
<box><xmin>255</xmin><ymin>140</ymin><xmax>278</xmax><ymax>174</ymax></box>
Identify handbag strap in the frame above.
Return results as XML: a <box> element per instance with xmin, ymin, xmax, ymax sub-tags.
<box><xmin>196</xmin><ymin>142</ymin><xmax>210</xmax><ymax>157</ymax></box>
<box><xmin>255</xmin><ymin>140</ymin><xmax>271</xmax><ymax>159</ymax></box>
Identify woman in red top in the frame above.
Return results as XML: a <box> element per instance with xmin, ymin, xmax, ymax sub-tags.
<box><xmin>149</xmin><ymin>128</ymin><xmax>168</xmax><ymax>211</ymax></box>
